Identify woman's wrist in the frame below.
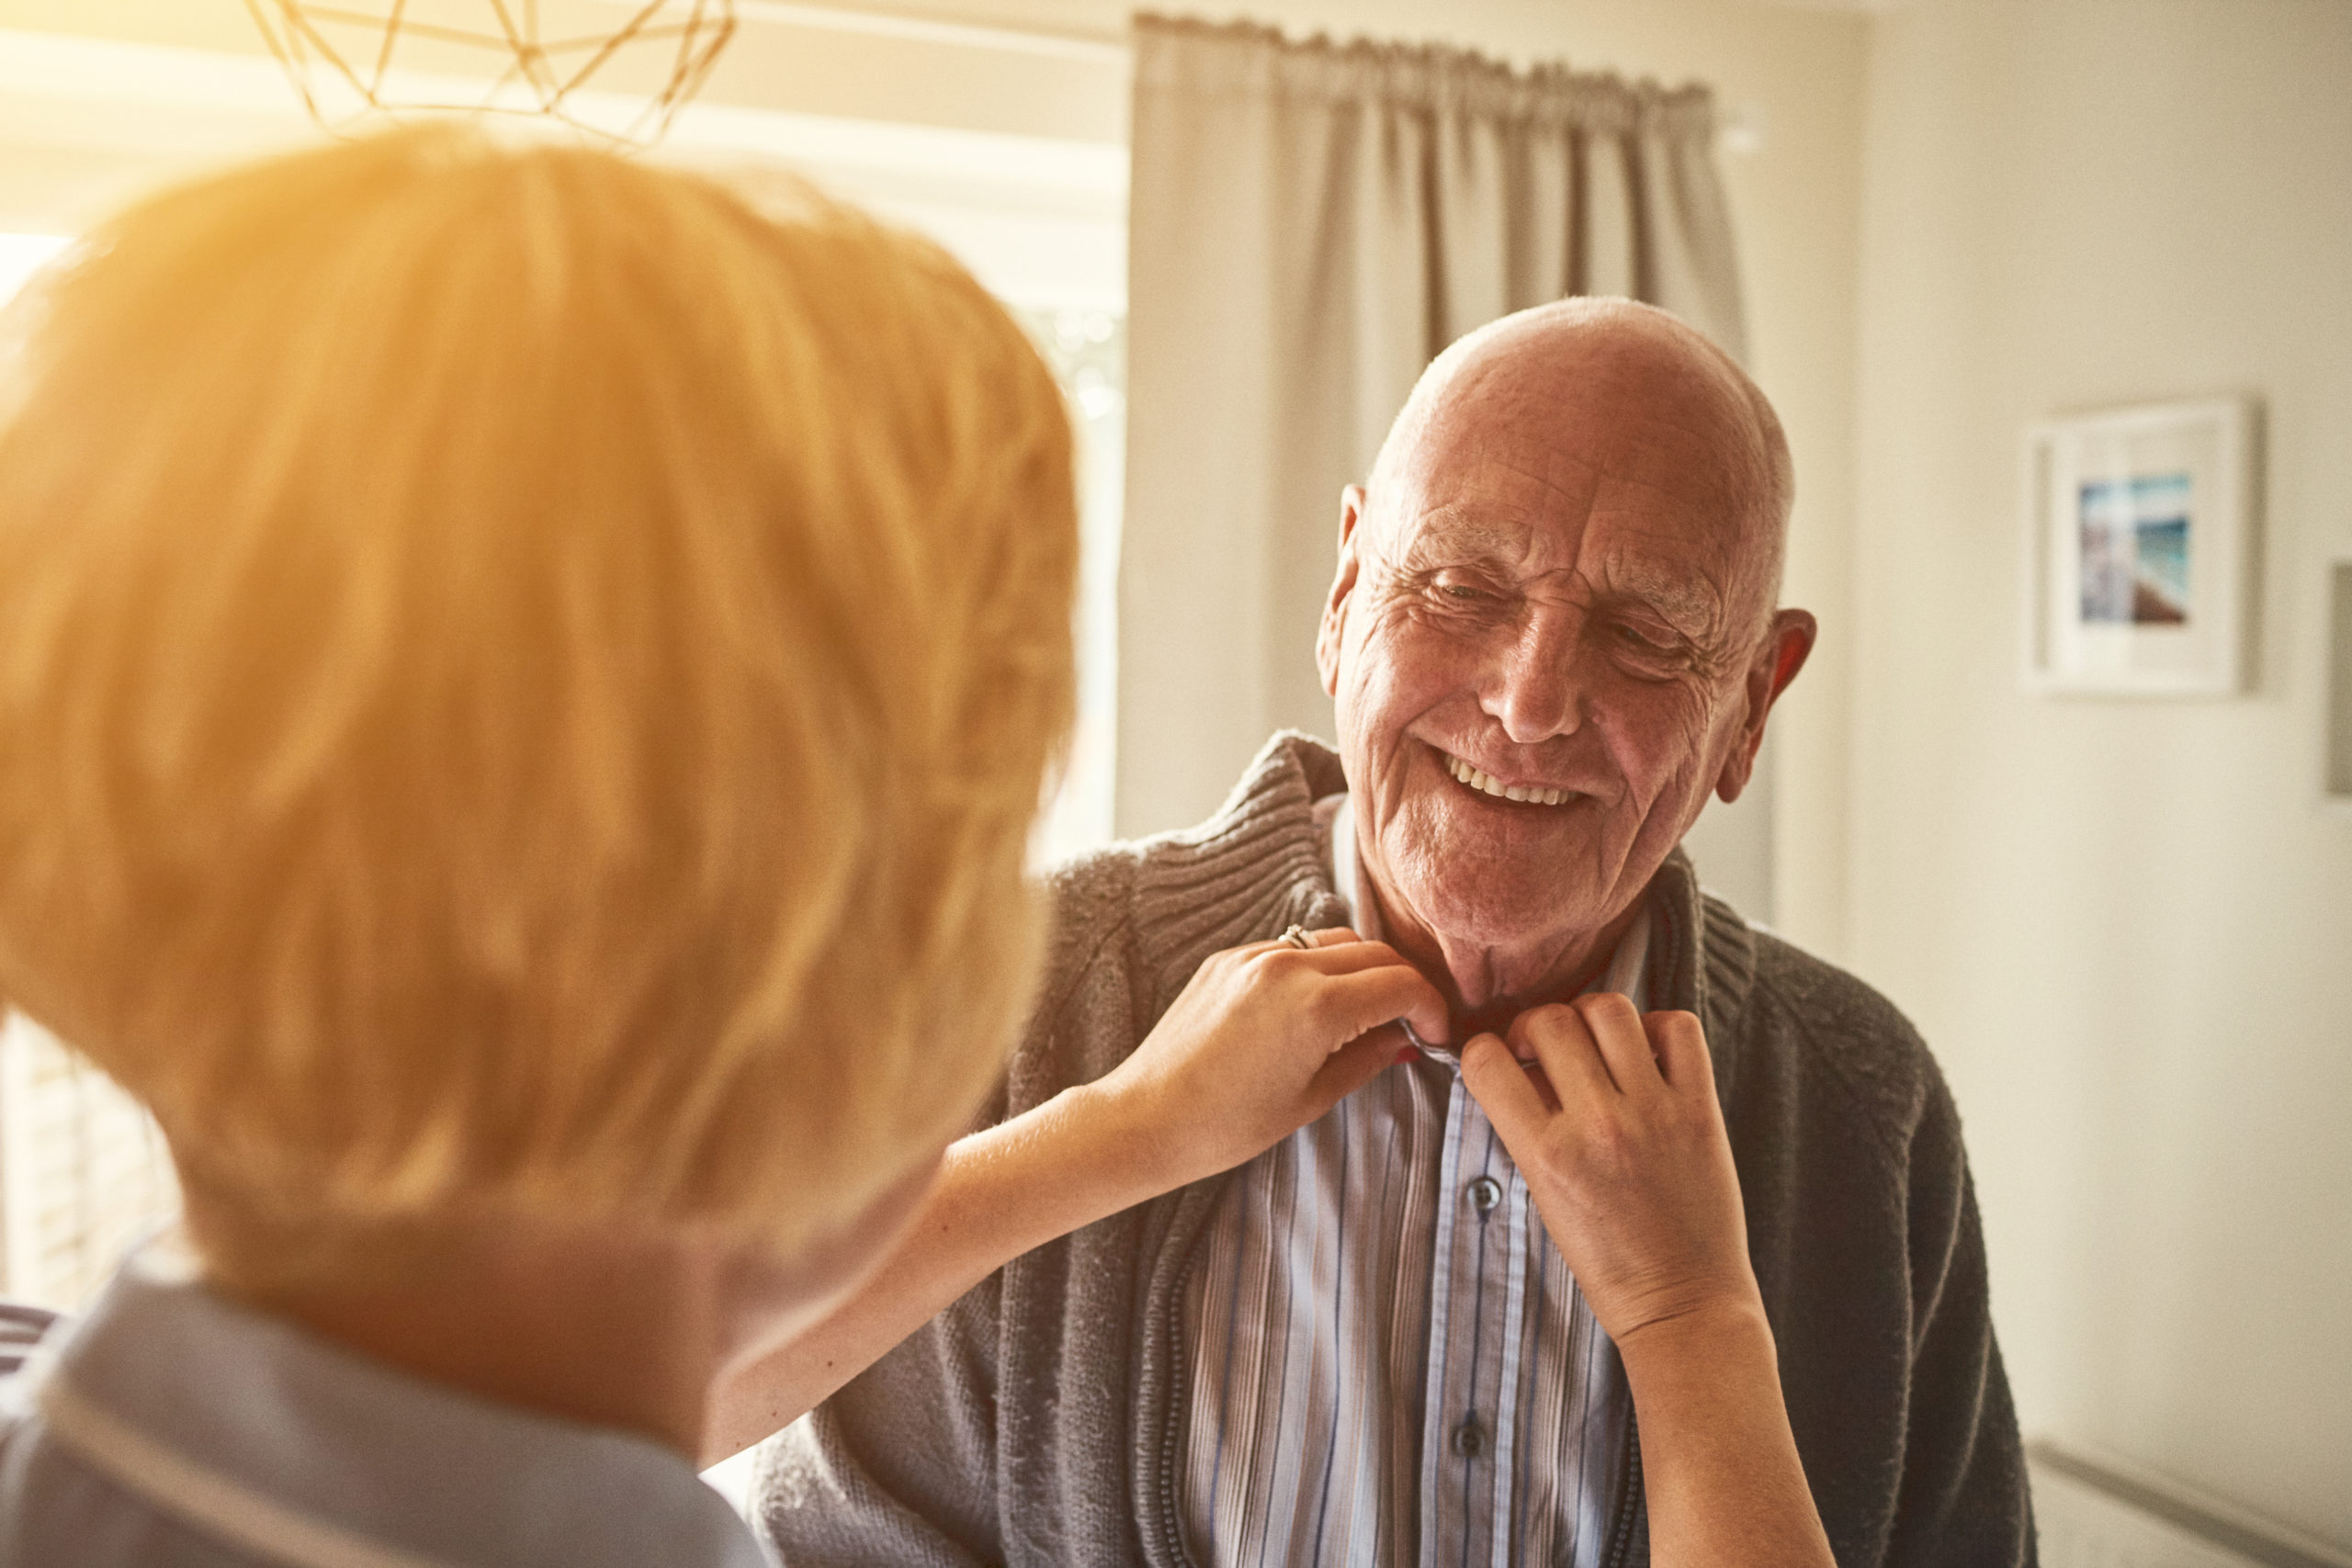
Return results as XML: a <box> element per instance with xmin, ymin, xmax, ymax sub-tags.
<box><xmin>1611</xmin><ymin>1292</ymin><xmax>1779</xmax><ymax>1393</ymax></box>
<box><xmin>1046</xmin><ymin>1076</ymin><xmax>1195</xmax><ymax>1213</ymax></box>
<box><xmin>1611</xmin><ymin>1292</ymin><xmax>1835</xmax><ymax>1567</ymax></box>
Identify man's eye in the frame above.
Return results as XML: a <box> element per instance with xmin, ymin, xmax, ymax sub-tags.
<box><xmin>1611</xmin><ymin>622</ymin><xmax>1671</xmax><ymax>650</ymax></box>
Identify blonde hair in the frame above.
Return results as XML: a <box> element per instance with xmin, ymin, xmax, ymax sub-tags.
<box><xmin>0</xmin><ymin>127</ymin><xmax>1076</xmax><ymax>1285</ymax></box>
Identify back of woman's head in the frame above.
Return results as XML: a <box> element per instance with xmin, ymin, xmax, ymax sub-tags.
<box><xmin>0</xmin><ymin>126</ymin><xmax>1077</xmax><ymax>1286</ymax></box>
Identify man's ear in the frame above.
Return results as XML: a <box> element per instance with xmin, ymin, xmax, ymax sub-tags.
<box><xmin>1316</xmin><ymin>485</ymin><xmax>1369</xmax><ymax>698</ymax></box>
<box><xmin>1714</xmin><ymin>608</ymin><xmax>1816</xmax><ymax>804</ymax></box>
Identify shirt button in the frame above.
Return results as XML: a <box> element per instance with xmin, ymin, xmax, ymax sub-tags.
<box><xmin>1452</xmin><ymin>1414</ymin><xmax>1487</xmax><ymax>1459</ymax></box>
<box><xmin>1466</xmin><ymin>1175</ymin><xmax>1503</xmax><ymax>1217</ymax></box>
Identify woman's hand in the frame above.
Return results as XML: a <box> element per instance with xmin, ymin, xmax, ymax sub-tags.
<box><xmin>1457</xmin><ymin>994</ymin><xmax>1754</xmax><ymax>1350</ymax></box>
<box><xmin>1460</xmin><ymin>995</ymin><xmax>1835</xmax><ymax>1568</ymax></box>
<box><xmin>1089</xmin><ymin>927</ymin><xmax>1449</xmax><ymax>1192</ymax></box>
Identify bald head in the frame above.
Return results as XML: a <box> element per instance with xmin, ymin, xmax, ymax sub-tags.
<box><xmin>1370</xmin><ymin>299</ymin><xmax>1793</xmax><ymax>631</ymax></box>
<box><xmin>1317</xmin><ymin>296</ymin><xmax>1817</xmax><ymax>1011</ymax></box>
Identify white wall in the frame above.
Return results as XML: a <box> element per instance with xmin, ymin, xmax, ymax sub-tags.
<box><xmin>1847</xmin><ymin>0</ymin><xmax>2352</xmax><ymax>1547</ymax></box>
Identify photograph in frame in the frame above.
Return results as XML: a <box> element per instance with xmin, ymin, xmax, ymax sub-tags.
<box><xmin>2022</xmin><ymin>398</ymin><xmax>2256</xmax><ymax>696</ymax></box>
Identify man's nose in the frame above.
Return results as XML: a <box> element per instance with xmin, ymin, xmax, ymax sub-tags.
<box><xmin>1486</xmin><ymin>610</ymin><xmax>1584</xmax><ymax>744</ymax></box>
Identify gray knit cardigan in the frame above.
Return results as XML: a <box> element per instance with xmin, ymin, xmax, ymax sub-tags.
<box><xmin>756</xmin><ymin>734</ymin><xmax>2034</xmax><ymax>1568</ymax></box>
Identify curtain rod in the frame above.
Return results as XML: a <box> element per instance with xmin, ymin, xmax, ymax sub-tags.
<box><xmin>697</xmin><ymin>3</ymin><xmax>1759</xmax><ymax>154</ymax></box>
<box><xmin>728</xmin><ymin>1</ymin><xmax>1133</xmax><ymax>63</ymax></box>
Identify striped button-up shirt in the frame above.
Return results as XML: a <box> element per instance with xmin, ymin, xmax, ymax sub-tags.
<box><xmin>1179</xmin><ymin>793</ymin><xmax>1643</xmax><ymax>1568</ymax></box>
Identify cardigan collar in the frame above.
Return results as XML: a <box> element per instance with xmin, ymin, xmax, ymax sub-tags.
<box><xmin>1130</xmin><ymin>730</ymin><xmax>1756</xmax><ymax>1100</ymax></box>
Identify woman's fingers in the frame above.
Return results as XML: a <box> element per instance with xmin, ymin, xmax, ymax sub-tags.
<box><xmin>1508</xmin><ymin>1003</ymin><xmax>1618</xmax><ymax>1103</ymax></box>
<box><xmin>1573</xmin><ymin>992</ymin><xmax>1666</xmax><ymax>1097</ymax></box>
<box><xmin>1460</xmin><ymin>1032</ymin><xmax>1552</xmax><ymax>1138</ymax></box>
<box><xmin>1304</xmin><ymin>962</ymin><xmax>1450</xmax><ymax>1052</ymax></box>
<box><xmin>1306</xmin><ymin>1023</ymin><xmax>1408</xmax><ymax>1111</ymax></box>
<box><xmin>1642</xmin><ymin>1010</ymin><xmax>1713</xmax><ymax>1098</ymax></box>
<box><xmin>1256</xmin><ymin>931</ymin><xmax>1423</xmax><ymax>980</ymax></box>
<box><xmin>1242</xmin><ymin>924</ymin><xmax>1359</xmax><ymax>956</ymax></box>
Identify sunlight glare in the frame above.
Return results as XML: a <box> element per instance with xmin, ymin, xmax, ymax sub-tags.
<box><xmin>0</xmin><ymin>235</ymin><xmax>72</xmax><ymax>304</ymax></box>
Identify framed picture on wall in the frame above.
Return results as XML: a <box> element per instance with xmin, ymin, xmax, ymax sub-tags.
<box><xmin>2023</xmin><ymin>398</ymin><xmax>2256</xmax><ymax>696</ymax></box>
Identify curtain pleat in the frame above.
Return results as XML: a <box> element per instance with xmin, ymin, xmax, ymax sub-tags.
<box><xmin>1119</xmin><ymin>14</ymin><xmax>1747</xmax><ymax>835</ymax></box>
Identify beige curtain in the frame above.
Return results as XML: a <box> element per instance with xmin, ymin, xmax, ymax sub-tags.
<box><xmin>1117</xmin><ymin>15</ymin><xmax>1748</xmax><ymax>837</ymax></box>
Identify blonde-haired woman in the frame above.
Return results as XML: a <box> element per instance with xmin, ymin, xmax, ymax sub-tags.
<box><xmin>0</xmin><ymin>128</ymin><xmax>1442</xmax><ymax>1566</ymax></box>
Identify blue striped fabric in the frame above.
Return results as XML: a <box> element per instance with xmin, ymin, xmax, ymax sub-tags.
<box><xmin>1178</xmin><ymin>794</ymin><xmax>1640</xmax><ymax>1568</ymax></box>
<box><xmin>0</xmin><ymin>1257</ymin><xmax>772</xmax><ymax>1568</ymax></box>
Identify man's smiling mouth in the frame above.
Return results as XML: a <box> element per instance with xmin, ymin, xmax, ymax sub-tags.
<box><xmin>1442</xmin><ymin>750</ymin><xmax>1579</xmax><ymax>807</ymax></box>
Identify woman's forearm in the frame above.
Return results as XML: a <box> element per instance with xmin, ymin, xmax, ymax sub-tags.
<box><xmin>1616</xmin><ymin>1302</ymin><xmax>1837</xmax><ymax>1568</ymax></box>
<box><xmin>699</xmin><ymin>1080</ymin><xmax>1167</xmax><ymax>1464</ymax></box>
<box><xmin>700</xmin><ymin>929</ymin><xmax>1443</xmax><ymax>1466</ymax></box>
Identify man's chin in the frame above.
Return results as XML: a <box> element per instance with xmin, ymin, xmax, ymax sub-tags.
<box><xmin>1388</xmin><ymin>857</ymin><xmax>1620</xmax><ymax>954</ymax></box>
<box><xmin>1370</xmin><ymin>790</ymin><xmax>1641</xmax><ymax>949</ymax></box>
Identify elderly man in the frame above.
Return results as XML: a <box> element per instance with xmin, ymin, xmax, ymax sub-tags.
<box><xmin>753</xmin><ymin>300</ymin><xmax>2030</xmax><ymax>1566</ymax></box>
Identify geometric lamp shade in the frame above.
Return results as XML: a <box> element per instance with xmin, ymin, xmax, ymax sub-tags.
<box><xmin>243</xmin><ymin>1</ymin><xmax>738</xmax><ymax>146</ymax></box>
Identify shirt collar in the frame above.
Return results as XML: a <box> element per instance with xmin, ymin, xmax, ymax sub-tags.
<box><xmin>22</xmin><ymin>1247</ymin><xmax>770</xmax><ymax>1568</ymax></box>
<box><xmin>1324</xmin><ymin>792</ymin><xmax>1653</xmax><ymax>1058</ymax></box>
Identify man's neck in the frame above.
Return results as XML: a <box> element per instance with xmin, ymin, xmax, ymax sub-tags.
<box><xmin>1362</xmin><ymin>872</ymin><xmax>1641</xmax><ymax>1037</ymax></box>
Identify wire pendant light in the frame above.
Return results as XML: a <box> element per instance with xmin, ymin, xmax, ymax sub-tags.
<box><xmin>245</xmin><ymin>2</ymin><xmax>739</xmax><ymax>147</ymax></box>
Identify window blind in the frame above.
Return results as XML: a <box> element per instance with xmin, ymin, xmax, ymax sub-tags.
<box><xmin>0</xmin><ymin>1012</ymin><xmax>177</xmax><ymax>1311</ymax></box>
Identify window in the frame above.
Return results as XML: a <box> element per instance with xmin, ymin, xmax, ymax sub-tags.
<box><xmin>0</xmin><ymin>1014</ymin><xmax>175</xmax><ymax>1314</ymax></box>
<box><xmin>1014</xmin><ymin>302</ymin><xmax>1125</xmax><ymax>864</ymax></box>
<box><xmin>0</xmin><ymin>234</ymin><xmax>182</xmax><ymax>1314</ymax></box>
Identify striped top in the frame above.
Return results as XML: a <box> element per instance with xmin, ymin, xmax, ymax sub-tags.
<box><xmin>1178</xmin><ymin>794</ymin><xmax>1641</xmax><ymax>1568</ymax></box>
<box><xmin>1</xmin><ymin>1249</ymin><xmax>769</xmax><ymax>1568</ymax></box>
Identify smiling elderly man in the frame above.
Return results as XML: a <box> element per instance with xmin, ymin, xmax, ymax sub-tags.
<box><xmin>755</xmin><ymin>300</ymin><xmax>2030</xmax><ymax>1567</ymax></box>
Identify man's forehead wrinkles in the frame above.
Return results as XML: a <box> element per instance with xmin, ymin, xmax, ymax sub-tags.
<box><xmin>1486</xmin><ymin>443</ymin><xmax>1593</xmax><ymax>496</ymax></box>
<box><xmin>1385</xmin><ymin>459</ymin><xmax>1603</xmax><ymax>559</ymax></box>
<box><xmin>1589</xmin><ymin>480</ymin><xmax>1771</xmax><ymax>628</ymax></box>
<box><xmin>1590</xmin><ymin>551</ymin><xmax>1724</xmax><ymax>629</ymax></box>
<box><xmin>1390</xmin><ymin>503</ymin><xmax>1544</xmax><ymax>566</ymax></box>
<box><xmin>1401</xmin><ymin>415</ymin><xmax>1600</xmax><ymax>496</ymax></box>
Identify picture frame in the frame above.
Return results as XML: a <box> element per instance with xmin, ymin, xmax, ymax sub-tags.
<box><xmin>2022</xmin><ymin>398</ymin><xmax>2256</xmax><ymax>697</ymax></box>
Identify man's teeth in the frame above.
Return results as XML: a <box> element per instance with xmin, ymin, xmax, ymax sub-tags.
<box><xmin>1444</xmin><ymin>753</ymin><xmax>1573</xmax><ymax>807</ymax></box>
